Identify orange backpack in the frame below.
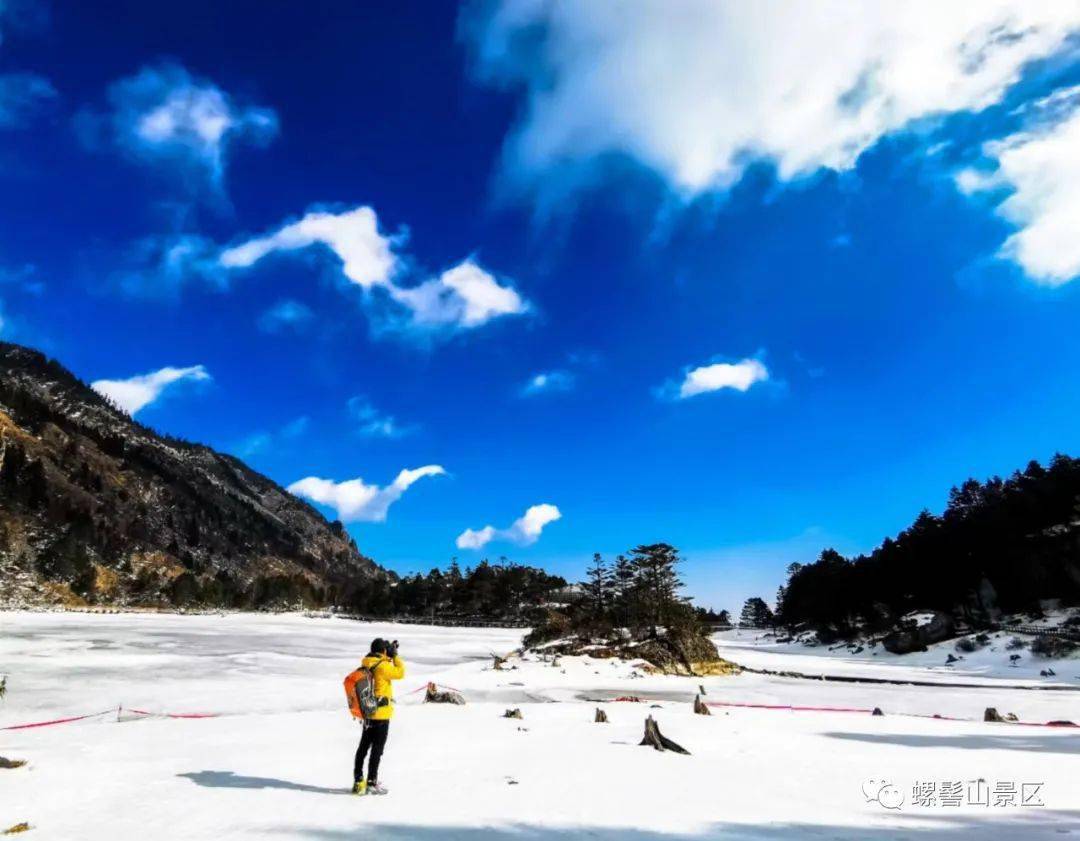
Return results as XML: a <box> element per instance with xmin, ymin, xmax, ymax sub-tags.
<box><xmin>344</xmin><ymin>664</ymin><xmax>379</xmax><ymax>721</ymax></box>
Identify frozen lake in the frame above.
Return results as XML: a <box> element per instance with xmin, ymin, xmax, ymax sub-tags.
<box><xmin>2</xmin><ymin>612</ymin><xmax>1078</xmax><ymax>839</ymax></box>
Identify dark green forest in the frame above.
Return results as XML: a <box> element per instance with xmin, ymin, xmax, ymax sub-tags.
<box><xmin>775</xmin><ymin>454</ymin><xmax>1080</xmax><ymax>637</ymax></box>
<box><xmin>345</xmin><ymin>559</ymin><xmax>568</xmax><ymax>621</ymax></box>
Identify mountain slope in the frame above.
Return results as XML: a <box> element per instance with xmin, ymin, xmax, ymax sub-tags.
<box><xmin>0</xmin><ymin>342</ymin><xmax>384</xmax><ymax>608</ymax></box>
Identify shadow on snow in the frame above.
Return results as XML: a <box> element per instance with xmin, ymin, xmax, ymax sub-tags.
<box><xmin>272</xmin><ymin>812</ymin><xmax>1080</xmax><ymax>840</ymax></box>
<box><xmin>823</xmin><ymin>730</ymin><xmax>1080</xmax><ymax>755</ymax></box>
<box><xmin>178</xmin><ymin>770</ymin><xmax>348</xmax><ymax>796</ymax></box>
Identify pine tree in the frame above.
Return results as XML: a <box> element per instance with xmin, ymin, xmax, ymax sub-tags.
<box><xmin>774</xmin><ymin>585</ymin><xmax>787</xmax><ymax>624</ymax></box>
<box><xmin>584</xmin><ymin>553</ymin><xmax>611</xmax><ymax>619</ymax></box>
<box><xmin>739</xmin><ymin>596</ymin><xmax>774</xmax><ymax>628</ymax></box>
<box><xmin>610</xmin><ymin>554</ymin><xmax>636</xmax><ymax>629</ymax></box>
<box><xmin>627</xmin><ymin>543</ymin><xmax>685</xmax><ymax>637</ymax></box>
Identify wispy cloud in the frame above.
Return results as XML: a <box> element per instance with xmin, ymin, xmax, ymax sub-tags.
<box><xmin>659</xmin><ymin>356</ymin><xmax>769</xmax><ymax>400</ymax></box>
<box><xmin>288</xmin><ymin>465</ymin><xmax>446</xmax><ymax>523</ymax></box>
<box><xmin>347</xmin><ymin>396</ymin><xmax>416</xmax><ymax>439</ymax></box>
<box><xmin>258</xmin><ymin>299</ymin><xmax>314</xmax><ymax>334</ymax></box>
<box><xmin>80</xmin><ymin>62</ymin><xmax>278</xmax><ymax>195</ymax></box>
<box><xmin>91</xmin><ymin>364</ymin><xmax>210</xmax><ymax>415</ymax></box>
<box><xmin>520</xmin><ymin>369</ymin><xmax>575</xmax><ymax>397</ymax></box>
<box><xmin>456</xmin><ymin>503</ymin><xmax>561</xmax><ymax>549</ymax></box>
<box><xmin>0</xmin><ymin>72</ymin><xmax>56</xmax><ymax>128</ymax></box>
<box><xmin>233</xmin><ymin>415</ymin><xmax>310</xmax><ymax>459</ymax></box>
<box><xmin>0</xmin><ymin>262</ymin><xmax>45</xmax><ymax>296</ymax></box>
<box><xmin>220</xmin><ymin>205</ymin><xmax>529</xmax><ymax>336</ymax></box>
<box><xmin>114</xmin><ymin>233</ymin><xmax>228</xmax><ymax>297</ymax></box>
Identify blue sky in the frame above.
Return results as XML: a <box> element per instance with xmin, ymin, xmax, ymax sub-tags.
<box><xmin>4</xmin><ymin>2</ymin><xmax>1080</xmax><ymax>612</ymax></box>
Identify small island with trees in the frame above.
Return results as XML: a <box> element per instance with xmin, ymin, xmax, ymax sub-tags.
<box><xmin>520</xmin><ymin>543</ymin><xmax>738</xmax><ymax>676</ymax></box>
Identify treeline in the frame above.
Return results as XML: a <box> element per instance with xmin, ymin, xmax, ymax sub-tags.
<box><xmin>342</xmin><ymin>559</ymin><xmax>567</xmax><ymax>620</ymax></box>
<box><xmin>774</xmin><ymin>454</ymin><xmax>1080</xmax><ymax>638</ymax></box>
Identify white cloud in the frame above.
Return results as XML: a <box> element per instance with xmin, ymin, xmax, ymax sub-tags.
<box><xmin>956</xmin><ymin>85</ymin><xmax>1080</xmax><ymax>285</ymax></box>
<box><xmin>0</xmin><ymin>72</ymin><xmax>55</xmax><ymax>128</ymax></box>
<box><xmin>347</xmin><ymin>396</ymin><xmax>415</xmax><ymax>438</ymax></box>
<box><xmin>258</xmin><ymin>299</ymin><xmax>315</xmax><ymax>333</ymax></box>
<box><xmin>221</xmin><ymin>205</ymin><xmax>529</xmax><ymax>333</ymax></box>
<box><xmin>455</xmin><ymin>525</ymin><xmax>497</xmax><ymax>550</ymax></box>
<box><xmin>520</xmin><ymin>369</ymin><xmax>574</xmax><ymax>397</ymax></box>
<box><xmin>463</xmin><ymin>1</ymin><xmax>1080</xmax><ymax>200</ymax></box>
<box><xmin>221</xmin><ymin>206</ymin><xmax>397</xmax><ymax>288</ymax></box>
<box><xmin>288</xmin><ymin>465</ymin><xmax>445</xmax><ymax>523</ymax></box>
<box><xmin>665</xmin><ymin>357</ymin><xmax>770</xmax><ymax>400</ymax></box>
<box><xmin>92</xmin><ymin>364</ymin><xmax>210</xmax><ymax>415</ymax></box>
<box><xmin>90</xmin><ymin>63</ymin><xmax>278</xmax><ymax>190</ymax></box>
<box><xmin>456</xmin><ymin>503</ymin><xmax>562</xmax><ymax>549</ymax></box>
<box><xmin>389</xmin><ymin>260</ymin><xmax>528</xmax><ymax>328</ymax></box>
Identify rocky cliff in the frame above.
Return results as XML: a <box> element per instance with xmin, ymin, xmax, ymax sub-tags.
<box><xmin>0</xmin><ymin>342</ymin><xmax>384</xmax><ymax>608</ymax></box>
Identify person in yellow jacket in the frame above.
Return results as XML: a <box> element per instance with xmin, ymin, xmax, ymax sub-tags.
<box><xmin>353</xmin><ymin>638</ymin><xmax>405</xmax><ymax>796</ymax></box>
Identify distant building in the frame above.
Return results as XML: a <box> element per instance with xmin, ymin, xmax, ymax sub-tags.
<box><xmin>545</xmin><ymin>583</ymin><xmax>586</xmax><ymax>606</ymax></box>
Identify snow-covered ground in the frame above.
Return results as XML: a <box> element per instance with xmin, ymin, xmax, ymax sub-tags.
<box><xmin>2</xmin><ymin>612</ymin><xmax>1080</xmax><ymax>839</ymax></box>
<box><xmin>714</xmin><ymin>627</ymin><xmax>1080</xmax><ymax>686</ymax></box>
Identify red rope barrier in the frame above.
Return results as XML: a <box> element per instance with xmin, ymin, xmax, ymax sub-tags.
<box><xmin>406</xmin><ymin>682</ymin><xmax>463</xmax><ymax>695</ymax></box>
<box><xmin>705</xmin><ymin>700</ymin><xmax>1078</xmax><ymax>727</ymax></box>
<box><xmin>126</xmin><ymin>709</ymin><xmax>219</xmax><ymax>719</ymax></box>
<box><xmin>1</xmin><ymin>706</ymin><xmax>219</xmax><ymax>730</ymax></box>
<box><xmin>706</xmin><ymin>701</ymin><xmax>875</xmax><ymax>714</ymax></box>
<box><xmin>0</xmin><ymin>710</ymin><xmax>113</xmax><ymax>731</ymax></box>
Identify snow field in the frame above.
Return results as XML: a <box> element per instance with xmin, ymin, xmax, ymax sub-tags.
<box><xmin>2</xmin><ymin>612</ymin><xmax>1079</xmax><ymax>839</ymax></box>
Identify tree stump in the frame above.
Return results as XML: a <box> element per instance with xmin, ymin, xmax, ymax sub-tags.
<box><xmin>492</xmin><ymin>653</ymin><xmax>508</xmax><ymax>671</ymax></box>
<box><xmin>0</xmin><ymin>758</ymin><xmax>26</xmax><ymax>770</ymax></box>
<box><xmin>984</xmin><ymin>707</ymin><xmax>1003</xmax><ymax>723</ymax></box>
<box><xmin>595</xmin><ymin>708</ymin><xmax>609</xmax><ymax>723</ymax></box>
<box><xmin>872</xmin><ymin>707</ymin><xmax>884</xmax><ymax>717</ymax></box>
<box><xmin>693</xmin><ymin>694</ymin><xmax>711</xmax><ymax>716</ymax></box>
<box><xmin>639</xmin><ymin>715</ymin><xmax>690</xmax><ymax>754</ymax></box>
<box><xmin>503</xmin><ymin>708</ymin><xmax>523</xmax><ymax>719</ymax></box>
<box><xmin>424</xmin><ymin>682</ymin><xmax>466</xmax><ymax>705</ymax></box>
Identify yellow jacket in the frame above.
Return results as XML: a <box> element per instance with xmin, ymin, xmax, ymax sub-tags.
<box><xmin>361</xmin><ymin>653</ymin><xmax>405</xmax><ymax>720</ymax></box>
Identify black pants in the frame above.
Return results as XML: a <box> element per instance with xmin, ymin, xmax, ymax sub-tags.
<box><xmin>354</xmin><ymin>720</ymin><xmax>390</xmax><ymax>783</ymax></box>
